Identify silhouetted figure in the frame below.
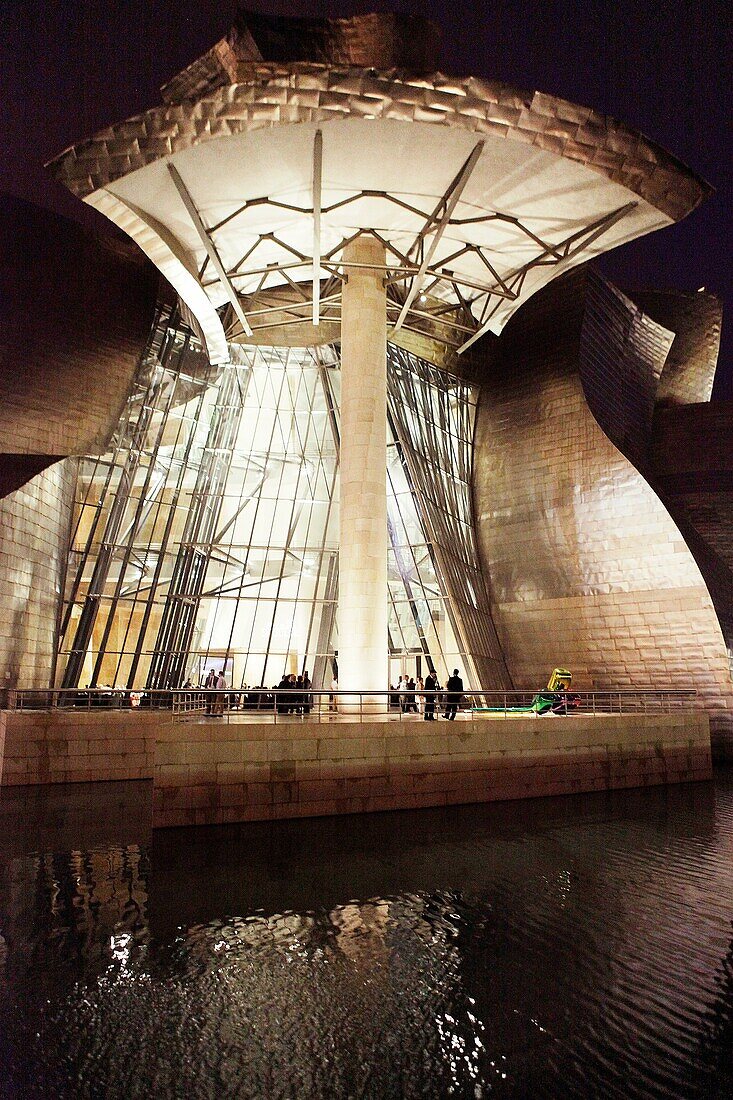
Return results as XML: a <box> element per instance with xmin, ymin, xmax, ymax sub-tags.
<box><xmin>444</xmin><ymin>669</ymin><xmax>463</xmax><ymax>720</ymax></box>
<box><xmin>204</xmin><ymin>668</ymin><xmax>216</xmax><ymax>714</ymax></box>
<box><xmin>276</xmin><ymin>675</ymin><xmax>291</xmax><ymax>714</ymax></box>
<box><xmin>424</xmin><ymin>670</ymin><xmax>438</xmax><ymax>720</ymax></box>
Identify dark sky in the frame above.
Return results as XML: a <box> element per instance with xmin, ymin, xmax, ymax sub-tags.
<box><xmin>3</xmin><ymin>1</ymin><xmax>731</xmax><ymax>392</ymax></box>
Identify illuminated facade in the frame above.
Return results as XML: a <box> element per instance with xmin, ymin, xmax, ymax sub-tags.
<box><xmin>57</xmin><ymin>301</ymin><xmax>500</xmax><ymax>691</ymax></box>
<box><xmin>0</xmin><ymin>11</ymin><xmax>730</xmax><ymax>753</ymax></box>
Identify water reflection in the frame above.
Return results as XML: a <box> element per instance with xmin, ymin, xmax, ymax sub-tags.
<box><xmin>697</xmin><ymin>934</ymin><xmax>733</xmax><ymax>1092</ymax></box>
<box><xmin>0</xmin><ymin>776</ymin><xmax>731</xmax><ymax>1097</ymax></box>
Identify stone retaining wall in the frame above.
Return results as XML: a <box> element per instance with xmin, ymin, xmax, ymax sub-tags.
<box><xmin>0</xmin><ymin>712</ymin><xmax>712</xmax><ymax>827</ymax></box>
<box><xmin>0</xmin><ymin>710</ymin><xmax>157</xmax><ymax>786</ymax></box>
<box><xmin>153</xmin><ymin>712</ymin><xmax>711</xmax><ymax>828</ymax></box>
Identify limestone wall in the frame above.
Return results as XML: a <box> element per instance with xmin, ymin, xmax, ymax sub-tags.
<box><xmin>0</xmin><ymin>709</ymin><xmax>711</xmax><ymax>828</ymax></box>
<box><xmin>0</xmin><ymin>709</ymin><xmax>157</xmax><ymax>786</ymax></box>
<box><xmin>152</xmin><ymin>712</ymin><xmax>711</xmax><ymax>828</ymax></box>
<box><xmin>0</xmin><ymin>461</ymin><xmax>75</xmax><ymax>690</ymax></box>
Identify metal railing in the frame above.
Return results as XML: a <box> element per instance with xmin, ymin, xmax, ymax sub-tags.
<box><xmin>1</xmin><ymin>687</ymin><xmax>697</xmax><ymax>721</ymax></box>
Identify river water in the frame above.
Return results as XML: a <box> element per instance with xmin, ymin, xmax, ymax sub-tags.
<box><xmin>0</xmin><ymin>772</ymin><xmax>731</xmax><ymax>1098</ymax></box>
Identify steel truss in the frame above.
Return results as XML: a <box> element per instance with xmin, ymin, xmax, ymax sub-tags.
<box><xmin>169</xmin><ymin>150</ymin><xmax>636</xmax><ymax>352</ymax></box>
<box><xmin>386</xmin><ymin>344</ymin><xmax>512</xmax><ymax>689</ymax></box>
<box><xmin>146</xmin><ymin>361</ymin><xmax>251</xmax><ymax>688</ymax></box>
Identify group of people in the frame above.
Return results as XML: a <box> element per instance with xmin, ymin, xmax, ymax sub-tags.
<box><xmin>203</xmin><ymin>668</ymin><xmax>227</xmax><ymax>715</ymax></box>
<box><xmin>275</xmin><ymin>671</ymin><xmax>312</xmax><ymax>714</ymax></box>
<box><xmin>392</xmin><ymin>668</ymin><xmax>464</xmax><ymax>720</ymax></box>
<box><xmin>195</xmin><ymin>666</ymin><xmax>464</xmax><ymax>719</ymax></box>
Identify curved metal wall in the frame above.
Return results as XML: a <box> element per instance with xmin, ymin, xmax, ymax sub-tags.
<box><xmin>0</xmin><ymin>197</ymin><xmax>159</xmax><ymax>497</ymax></box>
<box><xmin>472</xmin><ymin>270</ymin><xmax>732</xmax><ymax>739</ymax></box>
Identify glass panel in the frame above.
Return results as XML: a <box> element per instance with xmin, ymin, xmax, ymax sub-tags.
<box><xmin>57</xmin><ymin>304</ymin><xmax>505</xmax><ymax>693</ymax></box>
<box><xmin>386</xmin><ymin>344</ymin><xmax>509</xmax><ymax>690</ymax></box>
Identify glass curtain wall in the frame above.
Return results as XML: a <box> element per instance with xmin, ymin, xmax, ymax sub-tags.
<box><xmin>386</xmin><ymin>345</ymin><xmax>510</xmax><ymax>690</ymax></box>
<box><xmin>59</xmin><ymin>300</ymin><xmax>216</xmax><ymax>689</ymax></box>
<box><xmin>57</xmin><ymin>306</ymin><xmax>505</xmax><ymax>691</ymax></box>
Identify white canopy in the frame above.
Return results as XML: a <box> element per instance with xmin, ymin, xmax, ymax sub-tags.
<box><xmin>50</xmin><ymin>64</ymin><xmax>707</xmax><ymax>364</ymax></box>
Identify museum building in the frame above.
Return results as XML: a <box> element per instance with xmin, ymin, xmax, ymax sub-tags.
<box><xmin>1</xmin><ymin>10</ymin><xmax>731</xmax><ymax>755</ymax></box>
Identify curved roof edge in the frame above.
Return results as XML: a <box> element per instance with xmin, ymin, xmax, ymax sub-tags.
<box><xmin>47</xmin><ymin>62</ymin><xmax>712</xmax><ymax>225</ymax></box>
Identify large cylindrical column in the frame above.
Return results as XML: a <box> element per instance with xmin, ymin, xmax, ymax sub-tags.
<box><xmin>338</xmin><ymin>235</ymin><xmax>388</xmax><ymax>702</ymax></box>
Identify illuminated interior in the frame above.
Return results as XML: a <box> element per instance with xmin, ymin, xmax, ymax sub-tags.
<box><xmin>58</xmin><ymin>302</ymin><xmax>496</xmax><ymax>691</ymax></box>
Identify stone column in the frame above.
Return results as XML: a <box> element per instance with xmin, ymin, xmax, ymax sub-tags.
<box><xmin>339</xmin><ymin>235</ymin><xmax>388</xmax><ymax>704</ymax></box>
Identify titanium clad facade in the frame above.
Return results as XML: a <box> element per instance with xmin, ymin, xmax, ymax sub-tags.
<box><xmin>472</xmin><ymin>270</ymin><xmax>732</xmax><ymax>736</ymax></box>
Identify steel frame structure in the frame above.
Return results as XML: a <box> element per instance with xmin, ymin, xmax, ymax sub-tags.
<box><xmin>146</xmin><ymin>360</ymin><xmax>251</xmax><ymax>688</ymax></box>
<box><xmin>386</xmin><ymin>344</ymin><xmax>510</xmax><ymax>689</ymax></box>
<box><xmin>60</xmin><ymin>301</ymin><xmax>216</xmax><ymax>688</ymax></box>
<box><xmin>57</xmin><ymin>306</ymin><xmax>500</xmax><ymax>690</ymax></box>
<box><xmin>167</xmin><ymin>146</ymin><xmax>636</xmax><ymax>352</ymax></box>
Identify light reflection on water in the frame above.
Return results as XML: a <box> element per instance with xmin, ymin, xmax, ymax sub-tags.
<box><xmin>0</xmin><ymin>774</ymin><xmax>732</xmax><ymax>1098</ymax></box>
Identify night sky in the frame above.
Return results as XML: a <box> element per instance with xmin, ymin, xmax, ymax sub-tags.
<box><xmin>3</xmin><ymin>1</ymin><xmax>730</xmax><ymax>391</ymax></box>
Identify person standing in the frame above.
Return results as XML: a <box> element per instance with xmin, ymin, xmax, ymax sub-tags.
<box><xmin>276</xmin><ymin>674</ymin><xmax>290</xmax><ymax>714</ymax></box>
<box><xmin>214</xmin><ymin>669</ymin><xmax>227</xmax><ymax>716</ymax></box>
<box><xmin>302</xmin><ymin>669</ymin><xmax>312</xmax><ymax>715</ymax></box>
<box><xmin>444</xmin><ymin>668</ymin><xmax>464</xmax><ymax>720</ymax></box>
<box><xmin>288</xmin><ymin>673</ymin><xmax>298</xmax><ymax>713</ymax></box>
<box><xmin>204</xmin><ymin>668</ymin><xmax>217</xmax><ymax>714</ymax></box>
<box><xmin>424</xmin><ymin>669</ymin><xmax>438</xmax><ymax>720</ymax></box>
<box><xmin>398</xmin><ymin>674</ymin><xmax>408</xmax><ymax>713</ymax></box>
<box><xmin>416</xmin><ymin>676</ymin><xmax>425</xmax><ymax>714</ymax></box>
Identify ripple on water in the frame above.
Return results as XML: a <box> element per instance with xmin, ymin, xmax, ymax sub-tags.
<box><xmin>0</xmin><ymin>775</ymin><xmax>731</xmax><ymax>1098</ymax></box>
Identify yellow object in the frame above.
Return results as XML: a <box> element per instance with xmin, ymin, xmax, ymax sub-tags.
<box><xmin>547</xmin><ymin>668</ymin><xmax>572</xmax><ymax>691</ymax></box>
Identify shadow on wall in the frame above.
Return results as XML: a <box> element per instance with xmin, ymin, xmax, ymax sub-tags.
<box><xmin>0</xmin><ymin>194</ymin><xmax>159</xmax><ymax>498</ymax></box>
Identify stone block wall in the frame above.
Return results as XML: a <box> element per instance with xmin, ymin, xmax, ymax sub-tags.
<box><xmin>152</xmin><ymin>712</ymin><xmax>711</xmax><ymax>828</ymax></box>
<box><xmin>0</xmin><ymin>461</ymin><xmax>75</xmax><ymax>689</ymax></box>
<box><xmin>0</xmin><ymin>709</ymin><xmax>711</xmax><ymax>829</ymax></box>
<box><xmin>0</xmin><ymin>710</ymin><xmax>157</xmax><ymax>786</ymax></box>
